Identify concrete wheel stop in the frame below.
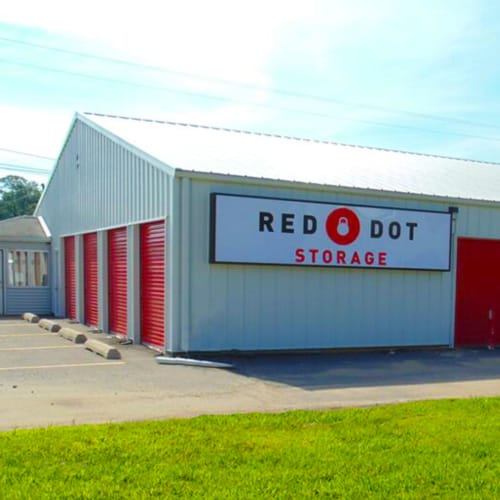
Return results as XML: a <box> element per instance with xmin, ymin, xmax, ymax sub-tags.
<box><xmin>22</xmin><ymin>312</ymin><xmax>39</xmax><ymax>324</ymax></box>
<box><xmin>59</xmin><ymin>327</ymin><xmax>87</xmax><ymax>344</ymax></box>
<box><xmin>38</xmin><ymin>319</ymin><xmax>62</xmax><ymax>333</ymax></box>
<box><xmin>85</xmin><ymin>339</ymin><xmax>121</xmax><ymax>360</ymax></box>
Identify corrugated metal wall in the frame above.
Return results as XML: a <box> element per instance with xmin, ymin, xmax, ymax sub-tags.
<box><xmin>36</xmin><ymin>120</ymin><xmax>172</xmax><ymax>317</ymax></box>
<box><xmin>455</xmin><ymin>205</ymin><xmax>500</xmax><ymax>237</ymax></box>
<box><xmin>37</xmin><ymin>121</ymin><xmax>171</xmax><ymax>236</ymax></box>
<box><xmin>176</xmin><ymin>177</ymin><xmax>500</xmax><ymax>353</ymax></box>
<box><xmin>6</xmin><ymin>288</ymin><xmax>51</xmax><ymax>315</ymax></box>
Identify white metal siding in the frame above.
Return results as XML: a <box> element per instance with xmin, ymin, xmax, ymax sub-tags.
<box><xmin>176</xmin><ymin>178</ymin><xmax>493</xmax><ymax>353</ymax></box>
<box><xmin>37</xmin><ymin>121</ymin><xmax>171</xmax><ymax>236</ymax></box>
<box><xmin>455</xmin><ymin>206</ymin><xmax>500</xmax><ymax>238</ymax></box>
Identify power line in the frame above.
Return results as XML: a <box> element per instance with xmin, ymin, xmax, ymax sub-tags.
<box><xmin>1</xmin><ymin>34</ymin><xmax>499</xmax><ymax>132</ymax></box>
<box><xmin>0</xmin><ymin>162</ymin><xmax>51</xmax><ymax>174</ymax></box>
<box><xmin>0</xmin><ymin>147</ymin><xmax>54</xmax><ymax>161</ymax></box>
<box><xmin>3</xmin><ymin>57</ymin><xmax>500</xmax><ymax>145</ymax></box>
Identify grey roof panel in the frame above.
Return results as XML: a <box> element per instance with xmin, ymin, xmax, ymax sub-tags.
<box><xmin>83</xmin><ymin>113</ymin><xmax>500</xmax><ymax>203</ymax></box>
<box><xmin>0</xmin><ymin>216</ymin><xmax>50</xmax><ymax>242</ymax></box>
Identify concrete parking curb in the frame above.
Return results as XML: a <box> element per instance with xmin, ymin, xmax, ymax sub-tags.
<box><xmin>85</xmin><ymin>339</ymin><xmax>121</xmax><ymax>360</ymax></box>
<box><xmin>59</xmin><ymin>327</ymin><xmax>87</xmax><ymax>344</ymax></box>
<box><xmin>39</xmin><ymin>319</ymin><xmax>61</xmax><ymax>332</ymax></box>
<box><xmin>22</xmin><ymin>312</ymin><xmax>40</xmax><ymax>323</ymax></box>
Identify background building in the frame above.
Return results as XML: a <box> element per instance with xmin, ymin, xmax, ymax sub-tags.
<box><xmin>0</xmin><ymin>216</ymin><xmax>51</xmax><ymax>316</ymax></box>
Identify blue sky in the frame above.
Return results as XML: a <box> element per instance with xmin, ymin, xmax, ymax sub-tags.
<box><xmin>1</xmin><ymin>0</ymin><xmax>500</xmax><ymax>185</ymax></box>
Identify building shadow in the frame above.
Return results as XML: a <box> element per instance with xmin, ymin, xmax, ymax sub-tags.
<box><xmin>212</xmin><ymin>349</ymin><xmax>500</xmax><ymax>391</ymax></box>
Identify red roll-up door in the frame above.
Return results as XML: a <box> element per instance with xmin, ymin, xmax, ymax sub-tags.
<box><xmin>108</xmin><ymin>227</ymin><xmax>128</xmax><ymax>336</ymax></box>
<box><xmin>64</xmin><ymin>236</ymin><xmax>77</xmax><ymax>320</ymax></box>
<box><xmin>455</xmin><ymin>238</ymin><xmax>500</xmax><ymax>347</ymax></box>
<box><xmin>140</xmin><ymin>221</ymin><xmax>165</xmax><ymax>348</ymax></box>
<box><xmin>84</xmin><ymin>232</ymin><xmax>99</xmax><ymax>327</ymax></box>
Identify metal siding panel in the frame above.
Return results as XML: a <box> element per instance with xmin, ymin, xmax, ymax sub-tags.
<box><xmin>141</xmin><ymin>160</ymin><xmax>147</xmax><ymax>218</ymax></box>
<box><xmin>456</xmin><ymin>206</ymin><xmax>500</xmax><ymax>239</ymax></box>
<box><xmin>179</xmin><ymin>178</ymin><xmax>191</xmax><ymax>351</ymax></box>
<box><xmin>167</xmin><ymin>176</ymin><xmax>182</xmax><ymax>353</ymax></box>
<box><xmin>108</xmin><ymin>227</ymin><xmax>128</xmax><ymax>335</ymax></box>
<box><xmin>127</xmin><ymin>224</ymin><xmax>141</xmax><ymax>344</ymax></box>
<box><xmin>64</xmin><ymin>236</ymin><xmax>77</xmax><ymax>319</ymax></box>
<box><xmin>140</xmin><ymin>220</ymin><xmax>165</xmax><ymax>347</ymax></box>
<box><xmin>5</xmin><ymin>288</ymin><xmax>52</xmax><ymax>315</ymax></box>
<box><xmin>186</xmin><ymin>180</ymin><xmax>453</xmax><ymax>352</ymax></box>
<box><xmin>84</xmin><ymin>232</ymin><xmax>99</xmax><ymax>326</ymax></box>
<box><xmin>36</xmin><ymin>122</ymin><xmax>171</xmax><ymax>237</ymax></box>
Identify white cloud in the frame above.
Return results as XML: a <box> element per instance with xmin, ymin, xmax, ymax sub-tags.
<box><xmin>0</xmin><ymin>104</ymin><xmax>71</xmax><ymax>155</ymax></box>
<box><xmin>1</xmin><ymin>0</ymin><xmax>308</xmax><ymax>84</ymax></box>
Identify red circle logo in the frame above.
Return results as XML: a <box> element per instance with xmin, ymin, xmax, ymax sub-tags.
<box><xmin>325</xmin><ymin>208</ymin><xmax>361</xmax><ymax>245</ymax></box>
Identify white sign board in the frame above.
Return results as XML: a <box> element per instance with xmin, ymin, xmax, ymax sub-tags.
<box><xmin>210</xmin><ymin>194</ymin><xmax>452</xmax><ymax>270</ymax></box>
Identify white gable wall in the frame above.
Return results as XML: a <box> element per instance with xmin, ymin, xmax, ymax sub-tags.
<box><xmin>36</xmin><ymin>119</ymin><xmax>173</xmax><ymax>318</ymax></box>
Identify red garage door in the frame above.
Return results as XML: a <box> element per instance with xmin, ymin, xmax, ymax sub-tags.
<box><xmin>64</xmin><ymin>236</ymin><xmax>77</xmax><ymax>320</ymax></box>
<box><xmin>84</xmin><ymin>232</ymin><xmax>99</xmax><ymax>327</ymax></box>
<box><xmin>455</xmin><ymin>238</ymin><xmax>500</xmax><ymax>347</ymax></box>
<box><xmin>108</xmin><ymin>227</ymin><xmax>128</xmax><ymax>336</ymax></box>
<box><xmin>140</xmin><ymin>221</ymin><xmax>165</xmax><ymax>348</ymax></box>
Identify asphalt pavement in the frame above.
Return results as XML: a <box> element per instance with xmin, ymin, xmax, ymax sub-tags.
<box><xmin>1</xmin><ymin>318</ymin><xmax>499</xmax><ymax>431</ymax></box>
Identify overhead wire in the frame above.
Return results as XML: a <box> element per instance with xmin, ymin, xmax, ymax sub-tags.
<box><xmin>3</xmin><ymin>58</ymin><xmax>500</xmax><ymax>145</ymax></box>
<box><xmin>1</xmin><ymin>34</ymin><xmax>499</xmax><ymax>132</ymax></box>
<box><xmin>0</xmin><ymin>146</ymin><xmax>54</xmax><ymax>161</ymax></box>
<box><xmin>0</xmin><ymin>162</ymin><xmax>51</xmax><ymax>174</ymax></box>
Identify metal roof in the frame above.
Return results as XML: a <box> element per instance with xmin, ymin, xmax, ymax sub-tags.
<box><xmin>0</xmin><ymin>216</ymin><xmax>50</xmax><ymax>242</ymax></box>
<box><xmin>81</xmin><ymin>112</ymin><xmax>500</xmax><ymax>204</ymax></box>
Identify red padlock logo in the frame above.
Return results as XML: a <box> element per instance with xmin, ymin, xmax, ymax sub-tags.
<box><xmin>337</xmin><ymin>217</ymin><xmax>350</xmax><ymax>236</ymax></box>
<box><xmin>325</xmin><ymin>208</ymin><xmax>360</xmax><ymax>245</ymax></box>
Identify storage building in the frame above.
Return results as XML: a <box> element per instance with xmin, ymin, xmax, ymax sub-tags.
<box><xmin>32</xmin><ymin>112</ymin><xmax>500</xmax><ymax>353</ymax></box>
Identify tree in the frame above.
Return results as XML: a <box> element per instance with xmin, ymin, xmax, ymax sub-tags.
<box><xmin>0</xmin><ymin>175</ymin><xmax>43</xmax><ymax>220</ymax></box>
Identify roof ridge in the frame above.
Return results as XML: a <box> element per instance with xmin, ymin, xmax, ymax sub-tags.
<box><xmin>83</xmin><ymin>111</ymin><xmax>500</xmax><ymax>167</ymax></box>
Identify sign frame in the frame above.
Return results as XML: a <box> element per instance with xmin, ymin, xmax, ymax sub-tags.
<box><xmin>209</xmin><ymin>193</ymin><xmax>454</xmax><ymax>272</ymax></box>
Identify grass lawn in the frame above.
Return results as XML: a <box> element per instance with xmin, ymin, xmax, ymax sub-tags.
<box><xmin>1</xmin><ymin>398</ymin><xmax>499</xmax><ymax>499</ymax></box>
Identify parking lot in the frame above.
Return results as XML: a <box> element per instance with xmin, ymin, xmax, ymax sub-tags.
<box><xmin>1</xmin><ymin>318</ymin><xmax>499</xmax><ymax>431</ymax></box>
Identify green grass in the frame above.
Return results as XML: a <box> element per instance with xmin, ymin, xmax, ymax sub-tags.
<box><xmin>1</xmin><ymin>398</ymin><xmax>499</xmax><ymax>499</ymax></box>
